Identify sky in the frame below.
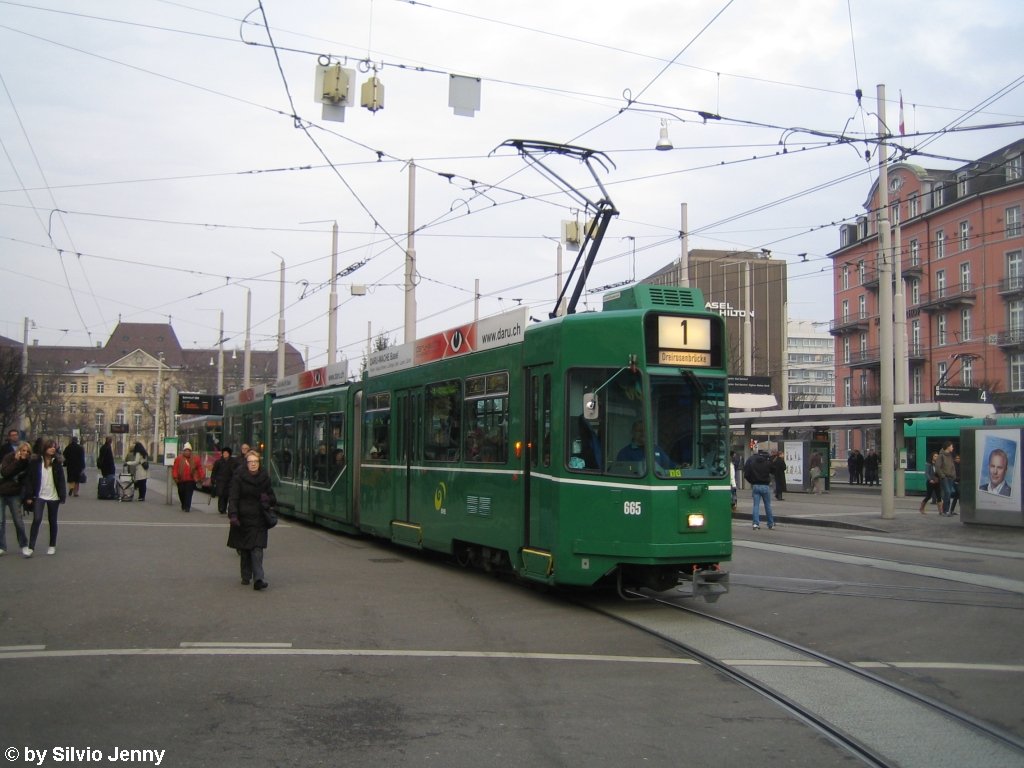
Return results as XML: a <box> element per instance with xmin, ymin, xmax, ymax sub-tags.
<box><xmin>2</xmin><ymin>0</ymin><xmax>1023</xmax><ymax>372</ymax></box>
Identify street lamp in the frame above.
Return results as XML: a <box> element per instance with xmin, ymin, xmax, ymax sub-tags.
<box><xmin>272</xmin><ymin>252</ymin><xmax>286</xmax><ymax>379</ymax></box>
<box><xmin>152</xmin><ymin>352</ymin><xmax>163</xmax><ymax>458</ymax></box>
<box><xmin>300</xmin><ymin>219</ymin><xmax>341</xmax><ymax>366</ymax></box>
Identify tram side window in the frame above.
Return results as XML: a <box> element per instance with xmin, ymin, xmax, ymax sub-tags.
<box><xmin>329</xmin><ymin>412</ymin><xmax>346</xmax><ymax>478</ymax></box>
<box><xmin>272</xmin><ymin>418</ymin><xmax>295</xmax><ymax>479</ymax></box>
<box><xmin>363</xmin><ymin>392</ymin><xmax>391</xmax><ymax>462</ymax></box>
<box><xmin>464</xmin><ymin>371</ymin><xmax>509</xmax><ymax>463</ymax></box>
<box><xmin>227</xmin><ymin>418</ymin><xmax>242</xmax><ymax>453</ymax></box>
<box><xmin>425</xmin><ymin>380</ymin><xmax>462</xmax><ymax>462</ymax></box>
<box><xmin>312</xmin><ymin>415</ymin><xmax>330</xmax><ymax>485</ymax></box>
<box><xmin>542</xmin><ymin>374</ymin><xmax>552</xmax><ymax>468</ymax></box>
<box><xmin>252</xmin><ymin>416</ymin><xmax>264</xmax><ymax>454</ymax></box>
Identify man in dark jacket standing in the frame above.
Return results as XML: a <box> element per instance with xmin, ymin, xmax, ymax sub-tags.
<box><xmin>97</xmin><ymin>436</ymin><xmax>116</xmax><ymax>478</ymax></box>
<box><xmin>743</xmin><ymin>451</ymin><xmax>775</xmax><ymax>530</ymax></box>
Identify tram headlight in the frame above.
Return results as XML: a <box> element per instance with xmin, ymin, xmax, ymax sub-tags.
<box><xmin>686</xmin><ymin>513</ymin><xmax>706</xmax><ymax>528</ymax></box>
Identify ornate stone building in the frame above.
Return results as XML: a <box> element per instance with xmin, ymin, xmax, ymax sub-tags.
<box><xmin>3</xmin><ymin>322</ymin><xmax>304</xmax><ymax>461</ymax></box>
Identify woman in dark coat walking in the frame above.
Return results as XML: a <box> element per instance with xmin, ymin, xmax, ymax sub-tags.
<box><xmin>227</xmin><ymin>450</ymin><xmax>276</xmax><ymax>591</ymax></box>
<box><xmin>62</xmin><ymin>436</ymin><xmax>86</xmax><ymax>497</ymax></box>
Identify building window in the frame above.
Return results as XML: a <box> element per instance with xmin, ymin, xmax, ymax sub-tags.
<box><xmin>841</xmin><ymin>264</ymin><xmax>849</xmax><ymax>290</ymax></box>
<box><xmin>69</xmin><ymin>382</ymin><xmax>78</xmax><ymax>394</ymax></box>
<box><xmin>935</xmin><ymin>230</ymin><xmax>945</xmax><ymax>259</ymax></box>
<box><xmin>937</xmin><ymin>361</ymin><xmax>947</xmax><ymax>387</ymax></box>
<box><xmin>1010</xmin><ymin>300</ymin><xmax>1024</xmax><ymax>332</ymax></box>
<box><xmin>134</xmin><ymin>412</ymin><xmax>142</xmax><ymax>432</ymax></box>
<box><xmin>961</xmin><ymin>308</ymin><xmax>972</xmax><ymax>341</ymax></box>
<box><xmin>911</xmin><ymin>319</ymin><xmax>921</xmax><ymax>355</ymax></box>
<box><xmin>117</xmin><ymin>381</ymin><xmax>126</xmax><ymax>395</ymax></box>
<box><xmin>1007</xmin><ymin>206</ymin><xmax>1022</xmax><ymax>238</ymax></box>
<box><xmin>962</xmin><ymin>357</ymin><xmax>973</xmax><ymax>386</ymax></box>
<box><xmin>1009</xmin><ymin>250</ymin><xmax>1024</xmax><ymax>291</ymax></box>
<box><xmin>95</xmin><ymin>411</ymin><xmax>105</xmax><ymax>429</ymax></box>
<box><xmin>959</xmin><ymin>221</ymin><xmax>969</xmax><ymax>251</ymax></box>
<box><xmin>957</xmin><ymin>173</ymin><xmax>968</xmax><ymax>198</ymax></box>
<box><xmin>1012</xmin><ymin>355</ymin><xmax>1024</xmax><ymax>392</ymax></box>
<box><xmin>58</xmin><ymin>382</ymin><xmax>66</xmax><ymax>394</ymax></box>
<box><xmin>908</xmin><ymin>193</ymin><xmax>919</xmax><ymax>218</ymax></box>
<box><xmin>97</xmin><ymin>381</ymin><xmax>105</xmax><ymax>394</ymax></box>
<box><xmin>910</xmin><ymin>238</ymin><xmax>920</xmax><ymax>266</ymax></box>
<box><xmin>912</xmin><ymin>368</ymin><xmax>922</xmax><ymax>404</ymax></box>
<box><xmin>910</xmin><ymin>279</ymin><xmax>920</xmax><ymax>305</ymax></box>
<box><xmin>115</xmin><ymin>409</ymin><xmax>125</xmax><ymax>425</ymax></box>
<box><xmin>80</xmin><ymin>402</ymin><xmax>88</xmax><ymax>415</ymax></box>
<box><xmin>844</xmin><ymin>378</ymin><xmax>852</xmax><ymax>406</ymax></box>
<box><xmin>68</xmin><ymin>403</ymin><xmax>76</xmax><ymax>414</ymax></box>
<box><xmin>936</xmin><ymin>269</ymin><xmax>946</xmax><ymax>298</ymax></box>
<box><xmin>932</xmin><ymin>184</ymin><xmax>944</xmax><ymax>209</ymax></box>
<box><xmin>135</xmin><ymin>382</ymin><xmax>143</xmax><ymax>395</ymax></box>
<box><xmin>937</xmin><ymin>314</ymin><xmax>947</xmax><ymax>346</ymax></box>
<box><xmin>857</xmin><ymin>260</ymin><xmax>865</xmax><ymax>284</ymax></box>
<box><xmin>843</xmin><ymin>337</ymin><xmax>851</xmax><ymax>364</ymax></box>
<box><xmin>859</xmin><ymin>332</ymin><xmax>867</xmax><ymax>357</ymax></box>
<box><xmin>841</xmin><ymin>299</ymin><xmax>849</xmax><ymax>321</ymax></box>
<box><xmin>81</xmin><ymin>383</ymin><xmax>88</xmax><ymax>394</ymax></box>
<box><xmin>890</xmin><ymin>200</ymin><xmax>900</xmax><ymax>226</ymax></box>
<box><xmin>858</xmin><ymin>294</ymin><xmax>866</xmax><ymax>318</ymax></box>
<box><xmin>960</xmin><ymin>262</ymin><xmax>971</xmax><ymax>291</ymax></box>
<box><xmin>1008</xmin><ymin>154</ymin><xmax>1023</xmax><ymax>182</ymax></box>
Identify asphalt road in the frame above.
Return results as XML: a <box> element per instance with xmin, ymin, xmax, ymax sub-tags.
<box><xmin>0</xmin><ymin>481</ymin><xmax>864</xmax><ymax>768</ymax></box>
<box><xmin>1</xmin><ymin>471</ymin><xmax>1020</xmax><ymax>767</ymax></box>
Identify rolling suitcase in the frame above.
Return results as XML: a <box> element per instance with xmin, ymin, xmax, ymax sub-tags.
<box><xmin>98</xmin><ymin>474</ymin><xmax>118</xmax><ymax>500</ymax></box>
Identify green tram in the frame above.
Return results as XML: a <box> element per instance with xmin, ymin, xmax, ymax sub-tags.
<box><xmin>225</xmin><ymin>285</ymin><xmax>732</xmax><ymax>599</ymax></box>
<box><xmin>903</xmin><ymin>415</ymin><xmax>1024</xmax><ymax>493</ymax></box>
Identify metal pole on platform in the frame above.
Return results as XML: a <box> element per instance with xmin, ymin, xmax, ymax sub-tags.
<box><xmin>877</xmin><ymin>84</ymin><xmax>895</xmax><ymax>520</ymax></box>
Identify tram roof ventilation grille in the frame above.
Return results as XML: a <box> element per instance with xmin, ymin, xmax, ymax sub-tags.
<box><xmin>601</xmin><ymin>285</ymin><xmax>704</xmax><ymax>312</ymax></box>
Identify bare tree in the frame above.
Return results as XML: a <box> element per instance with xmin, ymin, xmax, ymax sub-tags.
<box><xmin>0</xmin><ymin>347</ymin><xmax>33</xmax><ymax>433</ymax></box>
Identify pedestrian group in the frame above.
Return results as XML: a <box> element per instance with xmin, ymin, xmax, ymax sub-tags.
<box><xmin>0</xmin><ymin>431</ymin><xmax>277</xmax><ymax>591</ymax></box>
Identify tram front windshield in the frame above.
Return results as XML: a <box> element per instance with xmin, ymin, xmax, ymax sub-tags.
<box><xmin>567</xmin><ymin>368</ymin><xmax>728</xmax><ymax>480</ymax></box>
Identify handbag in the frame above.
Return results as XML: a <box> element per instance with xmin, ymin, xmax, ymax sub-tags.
<box><xmin>259</xmin><ymin>492</ymin><xmax>278</xmax><ymax>529</ymax></box>
<box><xmin>142</xmin><ymin>460</ymin><xmax>150</xmax><ymax>470</ymax></box>
<box><xmin>79</xmin><ymin>470</ymin><xmax>87</xmax><ymax>484</ymax></box>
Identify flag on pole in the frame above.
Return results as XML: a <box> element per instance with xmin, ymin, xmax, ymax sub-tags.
<box><xmin>899</xmin><ymin>91</ymin><xmax>905</xmax><ymax>136</ymax></box>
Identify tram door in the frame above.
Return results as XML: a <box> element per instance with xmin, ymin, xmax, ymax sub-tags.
<box><xmin>295</xmin><ymin>416</ymin><xmax>312</xmax><ymax>516</ymax></box>
<box><xmin>393</xmin><ymin>389</ymin><xmax>422</xmax><ymax>523</ymax></box>
<box><xmin>351</xmin><ymin>391</ymin><xmax>363</xmax><ymax>527</ymax></box>
<box><xmin>524</xmin><ymin>366</ymin><xmax>555</xmax><ymax>552</ymax></box>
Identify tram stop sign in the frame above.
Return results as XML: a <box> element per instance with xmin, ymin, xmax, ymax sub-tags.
<box><xmin>934</xmin><ymin>385</ymin><xmax>988</xmax><ymax>403</ymax></box>
<box><xmin>177</xmin><ymin>393</ymin><xmax>224</xmax><ymax>415</ymax></box>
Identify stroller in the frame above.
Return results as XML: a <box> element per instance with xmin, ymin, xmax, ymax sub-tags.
<box><xmin>117</xmin><ymin>464</ymin><xmax>136</xmax><ymax>502</ymax></box>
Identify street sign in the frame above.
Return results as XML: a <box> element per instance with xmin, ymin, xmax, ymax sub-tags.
<box><xmin>177</xmin><ymin>393</ymin><xmax>224</xmax><ymax>415</ymax></box>
<box><xmin>728</xmin><ymin>375</ymin><xmax>772</xmax><ymax>394</ymax></box>
<box><xmin>110</xmin><ymin>423</ymin><xmax>129</xmax><ymax>434</ymax></box>
<box><xmin>934</xmin><ymin>385</ymin><xmax>987</xmax><ymax>403</ymax></box>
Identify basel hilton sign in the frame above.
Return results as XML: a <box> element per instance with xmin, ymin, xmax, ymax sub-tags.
<box><xmin>706</xmin><ymin>301</ymin><xmax>754</xmax><ymax>318</ymax></box>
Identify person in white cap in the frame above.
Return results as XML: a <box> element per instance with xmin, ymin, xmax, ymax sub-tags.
<box><xmin>171</xmin><ymin>442</ymin><xmax>205</xmax><ymax>512</ymax></box>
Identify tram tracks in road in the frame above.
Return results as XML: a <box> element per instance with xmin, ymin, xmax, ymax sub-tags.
<box><xmin>583</xmin><ymin>593</ymin><xmax>1024</xmax><ymax>768</ymax></box>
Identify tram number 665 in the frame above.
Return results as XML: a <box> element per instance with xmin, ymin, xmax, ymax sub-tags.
<box><xmin>624</xmin><ymin>501</ymin><xmax>643</xmax><ymax>516</ymax></box>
